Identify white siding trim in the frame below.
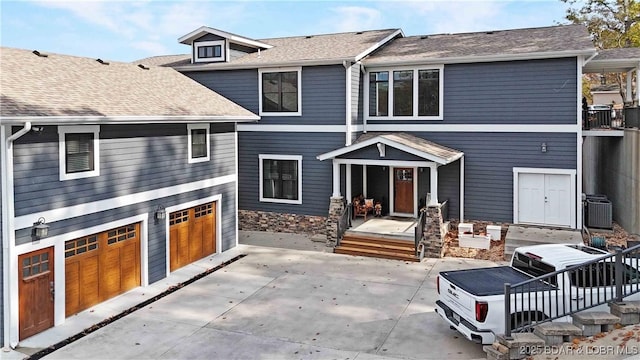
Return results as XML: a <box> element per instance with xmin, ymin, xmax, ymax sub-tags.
<box><xmin>365</xmin><ymin>124</ymin><xmax>579</xmax><ymax>132</ymax></box>
<box><xmin>258</xmin><ymin>154</ymin><xmax>303</xmax><ymax>204</ymax></box>
<box><xmin>164</xmin><ymin>194</ymin><xmax>223</xmax><ymax>277</ymax></box>
<box><xmin>345</xmin><ymin>63</ymin><xmax>353</xmax><ymax>146</ymax></box>
<box><xmin>237</xmin><ymin>124</ymin><xmax>579</xmax><ymax>133</ymax></box>
<box><xmin>58</xmin><ymin>125</ymin><xmax>100</xmax><ymax>181</ymax></box>
<box><xmin>13</xmin><ymin>174</ymin><xmax>237</xmax><ymax>230</ymax></box>
<box><xmin>187</xmin><ymin>123</ymin><xmax>210</xmax><ymax>163</ymax></box>
<box><xmin>258</xmin><ymin>67</ymin><xmax>302</xmax><ymax>117</ymax></box>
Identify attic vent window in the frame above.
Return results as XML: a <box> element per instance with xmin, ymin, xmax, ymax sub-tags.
<box><xmin>32</xmin><ymin>50</ymin><xmax>48</xmax><ymax>58</ymax></box>
<box><xmin>193</xmin><ymin>40</ymin><xmax>225</xmax><ymax>63</ymax></box>
<box><xmin>305</xmin><ymin>36</ymin><xmax>313</xmax><ymax>39</ymax></box>
<box><xmin>355</xmin><ymin>32</ymin><xmax>363</xmax><ymax>35</ymax></box>
<box><xmin>96</xmin><ymin>59</ymin><xmax>109</xmax><ymax>65</ymax></box>
<box><xmin>486</xmin><ymin>31</ymin><xmax>494</xmax><ymax>34</ymax></box>
<box><xmin>138</xmin><ymin>64</ymin><xmax>150</xmax><ymax>70</ymax></box>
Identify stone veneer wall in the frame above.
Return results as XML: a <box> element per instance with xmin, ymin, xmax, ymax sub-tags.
<box><xmin>422</xmin><ymin>204</ymin><xmax>447</xmax><ymax>258</ymax></box>
<box><xmin>325</xmin><ymin>197</ymin><xmax>345</xmax><ymax>248</ymax></box>
<box><xmin>238</xmin><ymin>210</ymin><xmax>327</xmax><ymax>235</ymax></box>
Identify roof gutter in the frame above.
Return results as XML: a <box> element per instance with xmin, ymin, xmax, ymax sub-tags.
<box><xmin>0</xmin><ymin>115</ymin><xmax>260</xmax><ymax>125</ymax></box>
<box><xmin>362</xmin><ymin>49</ymin><xmax>597</xmax><ymax>68</ymax></box>
<box><xmin>172</xmin><ymin>57</ymin><xmax>356</xmax><ymax>72</ymax></box>
<box><xmin>2</xmin><ymin>122</ymin><xmax>31</xmax><ymax>349</ymax></box>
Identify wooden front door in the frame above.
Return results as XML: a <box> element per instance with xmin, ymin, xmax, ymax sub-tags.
<box><xmin>65</xmin><ymin>223</ymin><xmax>141</xmax><ymax>317</ymax></box>
<box><xmin>169</xmin><ymin>202</ymin><xmax>216</xmax><ymax>272</ymax></box>
<box><xmin>19</xmin><ymin>247</ymin><xmax>54</xmax><ymax>340</ymax></box>
<box><xmin>394</xmin><ymin>168</ymin><xmax>414</xmax><ymax>214</ymax></box>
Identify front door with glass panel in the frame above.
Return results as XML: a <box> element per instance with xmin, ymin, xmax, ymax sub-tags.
<box><xmin>394</xmin><ymin>168</ymin><xmax>414</xmax><ymax>214</ymax></box>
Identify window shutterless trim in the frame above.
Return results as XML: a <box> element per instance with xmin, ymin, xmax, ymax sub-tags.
<box><xmin>58</xmin><ymin>125</ymin><xmax>100</xmax><ymax>181</ymax></box>
<box><xmin>187</xmin><ymin>123</ymin><xmax>210</xmax><ymax>163</ymax></box>
<box><xmin>258</xmin><ymin>154</ymin><xmax>302</xmax><ymax>204</ymax></box>
<box><xmin>364</xmin><ymin>64</ymin><xmax>444</xmax><ymax>121</ymax></box>
<box><xmin>193</xmin><ymin>40</ymin><xmax>226</xmax><ymax>63</ymax></box>
<box><xmin>258</xmin><ymin>67</ymin><xmax>302</xmax><ymax>116</ymax></box>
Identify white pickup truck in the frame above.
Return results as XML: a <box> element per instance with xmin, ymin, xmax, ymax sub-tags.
<box><xmin>435</xmin><ymin>243</ymin><xmax>640</xmax><ymax>344</ymax></box>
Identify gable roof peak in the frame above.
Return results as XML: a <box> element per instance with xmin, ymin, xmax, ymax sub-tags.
<box><xmin>178</xmin><ymin>26</ymin><xmax>273</xmax><ymax>49</ymax></box>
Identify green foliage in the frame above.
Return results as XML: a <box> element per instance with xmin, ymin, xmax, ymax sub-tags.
<box><xmin>561</xmin><ymin>0</ymin><xmax>640</xmax><ymax>48</ymax></box>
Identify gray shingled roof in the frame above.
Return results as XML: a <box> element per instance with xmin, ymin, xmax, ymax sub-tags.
<box><xmin>141</xmin><ymin>28</ymin><xmax>401</xmax><ymax>70</ymax></box>
<box><xmin>355</xmin><ymin>132</ymin><xmax>463</xmax><ymax>164</ymax></box>
<box><xmin>0</xmin><ymin>47</ymin><xmax>258</xmax><ymax>121</ymax></box>
<box><xmin>363</xmin><ymin>24</ymin><xmax>595</xmax><ymax>66</ymax></box>
<box><xmin>584</xmin><ymin>47</ymin><xmax>640</xmax><ymax>73</ymax></box>
<box><xmin>317</xmin><ymin>132</ymin><xmax>463</xmax><ymax>164</ymax></box>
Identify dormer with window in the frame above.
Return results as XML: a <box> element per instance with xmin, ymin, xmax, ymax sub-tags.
<box><xmin>179</xmin><ymin>26</ymin><xmax>272</xmax><ymax>64</ymax></box>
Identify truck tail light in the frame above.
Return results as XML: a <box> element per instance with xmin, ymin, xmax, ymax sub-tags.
<box><xmin>475</xmin><ymin>301</ymin><xmax>488</xmax><ymax>322</ymax></box>
<box><xmin>436</xmin><ymin>276</ymin><xmax>440</xmax><ymax>294</ymax></box>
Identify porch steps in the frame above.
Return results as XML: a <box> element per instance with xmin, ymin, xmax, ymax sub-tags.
<box><xmin>504</xmin><ymin>225</ymin><xmax>583</xmax><ymax>259</ymax></box>
<box><xmin>335</xmin><ymin>233</ymin><xmax>418</xmax><ymax>262</ymax></box>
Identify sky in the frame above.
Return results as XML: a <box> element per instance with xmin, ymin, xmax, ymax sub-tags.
<box><xmin>1</xmin><ymin>0</ymin><xmax>574</xmax><ymax>63</ymax></box>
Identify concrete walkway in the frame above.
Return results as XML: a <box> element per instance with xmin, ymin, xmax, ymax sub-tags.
<box><xmin>4</xmin><ymin>231</ymin><xmax>497</xmax><ymax>360</ymax></box>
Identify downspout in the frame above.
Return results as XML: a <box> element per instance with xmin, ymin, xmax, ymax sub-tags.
<box><xmin>343</xmin><ymin>61</ymin><xmax>352</xmax><ymax>146</ymax></box>
<box><xmin>2</xmin><ymin>122</ymin><xmax>31</xmax><ymax>349</ymax></box>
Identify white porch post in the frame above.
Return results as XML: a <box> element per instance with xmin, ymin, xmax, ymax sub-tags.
<box><xmin>346</xmin><ymin>164</ymin><xmax>352</xmax><ymax>202</ymax></box>
<box><xmin>362</xmin><ymin>165</ymin><xmax>367</xmax><ymax>197</ymax></box>
<box><xmin>332</xmin><ymin>161</ymin><xmax>341</xmax><ymax>197</ymax></box>
<box><xmin>636</xmin><ymin>66</ymin><xmax>640</xmax><ymax>104</ymax></box>
<box><xmin>429</xmin><ymin>164</ymin><xmax>438</xmax><ymax>205</ymax></box>
<box><xmin>460</xmin><ymin>156</ymin><xmax>465</xmax><ymax>222</ymax></box>
<box><xmin>627</xmin><ymin>69</ymin><xmax>634</xmax><ymax>103</ymax></box>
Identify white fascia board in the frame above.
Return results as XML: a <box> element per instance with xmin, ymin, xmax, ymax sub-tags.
<box><xmin>0</xmin><ymin>115</ymin><xmax>260</xmax><ymax>125</ymax></box>
<box><xmin>317</xmin><ymin>135</ymin><xmax>452</xmax><ymax>164</ymax></box>
<box><xmin>354</xmin><ymin>29</ymin><xmax>404</xmax><ymax>61</ymax></box>
<box><xmin>362</xmin><ymin>49</ymin><xmax>596</xmax><ymax>68</ymax></box>
<box><xmin>237</xmin><ymin>124</ymin><xmax>346</xmax><ymax>132</ymax></box>
<box><xmin>178</xmin><ymin>26</ymin><xmax>273</xmax><ymax>49</ymax></box>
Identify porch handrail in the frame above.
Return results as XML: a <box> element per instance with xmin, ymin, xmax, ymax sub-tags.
<box><xmin>504</xmin><ymin>243</ymin><xmax>640</xmax><ymax>338</ymax></box>
<box><xmin>336</xmin><ymin>202</ymin><xmax>352</xmax><ymax>247</ymax></box>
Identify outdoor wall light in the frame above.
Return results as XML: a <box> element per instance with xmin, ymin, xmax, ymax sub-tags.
<box><xmin>155</xmin><ymin>205</ymin><xmax>166</xmax><ymax>220</ymax></box>
<box><xmin>31</xmin><ymin>126</ymin><xmax>44</xmax><ymax>133</ymax></box>
<box><xmin>541</xmin><ymin>142</ymin><xmax>547</xmax><ymax>153</ymax></box>
<box><xmin>32</xmin><ymin>217</ymin><xmax>49</xmax><ymax>240</ymax></box>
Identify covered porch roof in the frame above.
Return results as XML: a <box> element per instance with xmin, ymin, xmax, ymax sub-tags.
<box><xmin>317</xmin><ymin>132</ymin><xmax>463</xmax><ymax>165</ymax></box>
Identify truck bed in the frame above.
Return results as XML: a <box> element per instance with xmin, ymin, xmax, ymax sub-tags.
<box><xmin>440</xmin><ymin>266</ymin><xmax>551</xmax><ymax>297</ymax></box>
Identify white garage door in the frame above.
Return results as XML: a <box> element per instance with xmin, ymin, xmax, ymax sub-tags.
<box><xmin>518</xmin><ymin>173</ymin><xmax>572</xmax><ymax>227</ymax></box>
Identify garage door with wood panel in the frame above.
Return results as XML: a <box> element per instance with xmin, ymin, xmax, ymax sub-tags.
<box><xmin>65</xmin><ymin>223</ymin><xmax>141</xmax><ymax>317</ymax></box>
<box><xmin>170</xmin><ymin>202</ymin><xmax>216</xmax><ymax>272</ymax></box>
<box><xmin>518</xmin><ymin>173</ymin><xmax>571</xmax><ymax>227</ymax></box>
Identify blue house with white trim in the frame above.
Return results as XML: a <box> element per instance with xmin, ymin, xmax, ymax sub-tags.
<box><xmin>147</xmin><ymin>24</ymin><xmax>599</xmax><ymax>236</ymax></box>
<box><xmin>0</xmin><ymin>47</ymin><xmax>257</xmax><ymax>347</ymax></box>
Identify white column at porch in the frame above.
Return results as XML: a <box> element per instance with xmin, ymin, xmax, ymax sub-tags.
<box><xmin>362</xmin><ymin>165</ymin><xmax>367</xmax><ymax>197</ymax></box>
<box><xmin>332</xmin><ymin>161</ymin><xmax>341</xmax><ymax>197</ymax></box>
<box><xmin>346</xmin><ymin>164</ymin><xmax>352</xmax><ymax>203</ymax></box>
<box><xmin>429</xmin><ymin>164</ymin><xmax>438</xmax><ymax>205</ymax></box>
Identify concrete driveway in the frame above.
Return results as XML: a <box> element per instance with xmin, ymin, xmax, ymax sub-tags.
<box><xmin>12</xmin><ymin>235</ymin><xmax>501</xmax><ymax>360</ymax></box>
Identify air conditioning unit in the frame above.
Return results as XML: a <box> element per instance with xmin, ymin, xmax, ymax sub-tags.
<box><xmin>586</xmin><ymin>198</ymin><xmax>612</xmax><ymax>229</ymax></box>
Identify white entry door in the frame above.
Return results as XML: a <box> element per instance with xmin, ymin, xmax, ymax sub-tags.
<box><xmin>518</xmin><ymin>173</ymin><xmax>571</xmax><ymax>227</ymax></box>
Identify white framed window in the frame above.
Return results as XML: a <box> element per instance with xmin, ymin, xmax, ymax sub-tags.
<box><xmin>187</xmin><ymin>124</ymin><xmax>210</xmax><ymax>163</ymax></box>
<box><xmin>258</xmin><ymin>67</ymin><xmax>302</xmax><ymax>116</ymax></box>
<box><xmin>194</xmin><ymin>40</ymin><xmax>226</xmax><ymax>63</ymax></box>
<box><xmin>365</xmin><ymin>65</ymin><xmax>444</xmax><ymax>120</ymax></box>
<box><xmin>58</xmin><ymin>125</ymin><xmax>100</xmax><ymax>181</ymax></box>
<box><xmin>259</xmin><ymin>154</ymin><xmax>302</xmax><ymax>204</ymax></box>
